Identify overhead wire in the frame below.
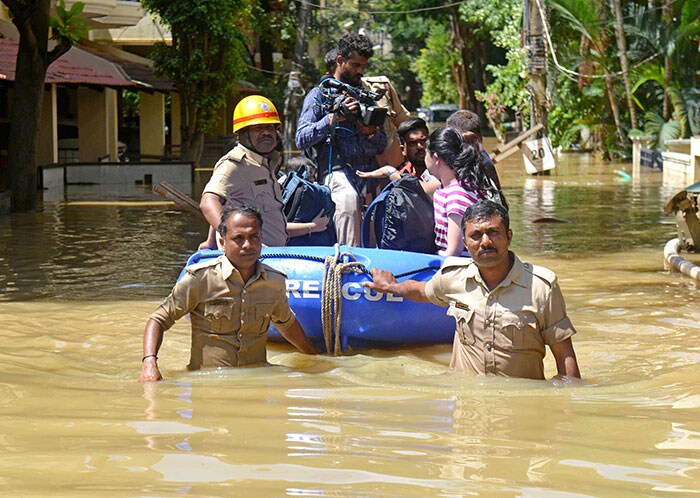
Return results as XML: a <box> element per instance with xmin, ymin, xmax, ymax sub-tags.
<box><xmin>298</xmin><ymin>0</ymin><xmax>469</xmax><ymax>15</ymax></box>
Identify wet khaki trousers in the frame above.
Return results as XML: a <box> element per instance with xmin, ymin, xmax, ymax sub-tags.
<box><xmin>325</xmin><ymin>170</ymin><xmax>362</xmax><ymax>246</ymax></box>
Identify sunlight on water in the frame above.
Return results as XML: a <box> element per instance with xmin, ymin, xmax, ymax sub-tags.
<box><xmin>0</xmin><ymin>153</ymin><xmax>699</xmax><ymax>496</ymax></box>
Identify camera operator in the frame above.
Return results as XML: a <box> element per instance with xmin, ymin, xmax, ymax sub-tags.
<box><xmin>296</xmin><ymin>33</ymin><xmax>387</xmax><ymax>246</ymax></box>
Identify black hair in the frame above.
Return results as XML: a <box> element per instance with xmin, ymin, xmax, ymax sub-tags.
<box><xmin>461</xmin><ymin>200</ymin><xmax>510</xmax><ymax>233</ymax></box>
<box><xmin>324</xmin><ymin>48</ymin><xmax>339</xmax><ymax>74</ymax></box>
<box><xmin>285</xmin><ymin>155</ymin><xmax>316</xmax><ymax>176</ymax></box>
<box><xmin>446</xmin><ymin>110</ymin><xmax>482</xmax><ymax>138</ymax></box>
<box><xmin>219</xmin><ymin>204</ymin><xmax>263</xmax><ymax>237</ymax></box>
<box><xmin>337</xmin><ymin>32</ymin><xmax>374</xmax><ymax>60</ymax></box>
<box><xmin>427</xmin><ymin>126</ymin><xmax>491</xmax><ymax>196</ymax></box>
<box><xmin>397</xmin><ymin>118</ymin><xmax>429</xmax><ymax>145</ymax></box>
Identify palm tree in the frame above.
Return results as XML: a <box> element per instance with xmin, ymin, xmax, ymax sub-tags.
<box><xmin>628</xmin><ymin>0</ymin><xmax>700</xmax><ymax>144</ymax></box>
<box><xmin>610</xmin><ymin>0</ymin><xmax>637</xmax><ymax>129</ymax></box>
<box><xmin>551</xmin><ymin>0</ymin><xmax>626</xmax><ymax>142</ymax></box>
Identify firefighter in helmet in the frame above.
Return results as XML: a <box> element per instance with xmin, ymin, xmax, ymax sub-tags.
<box><xmin>199</xmin><ymin>95</ymin><xmax>328</xmax><ymax>249</ymax></box>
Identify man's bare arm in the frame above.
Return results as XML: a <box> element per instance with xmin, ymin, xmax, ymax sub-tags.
<box><xmin>138</xmin><ymin>319</ymin><xmax>165</xmax><ymax>382</ymax></box>
<box><xmin>199</xmin><ymin>193</ymin><xmax>225</xmax><ymax>249</ymax></box>
<box><xmin>278</xmin><ymin>318</ymin><xmax>320</xmax><ymax>355</ymax></box>
<box><xmin>363</xmin><ymin>268</ymin><xmax>430</xmax><ymax>303</ymax></box>
<box><xmin>549</xmin><ymin>337</ymin><xmax>581</xmax><ymax>380</ymax></box>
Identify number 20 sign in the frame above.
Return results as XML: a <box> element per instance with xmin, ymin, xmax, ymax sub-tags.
<box><xmin>522</xmin><ymin>136</ymin><xmax>556</xmax><ymax>174</ymax></box>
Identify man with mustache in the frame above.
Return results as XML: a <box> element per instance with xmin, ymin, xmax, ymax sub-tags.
<box><xmin>364</xmin><ymin>200</ymin><xmax>581</xmax><ymax>380</ymax></box>
<box><xmin>296</xmin><ymin>32</ymin><xmax>387</xmax><ymax>246</ymax></box>
<box><xmin>139</xmin><ymin>205</ymin><xmax>318</xmax><ymax>381</ymax></box>
<box><xmin>199</xmin><ymin>95</ymin><xmax>328</xmax><ymax>249</ymax></box>
<box><xmin>357</xmin><ymin>118</ymin><xmax>439</xmax><ymax>196</ymax></box>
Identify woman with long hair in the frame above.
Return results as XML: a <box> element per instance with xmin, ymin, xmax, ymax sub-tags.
<box><xmin>426</xmin><ymin>126</ymin><xmax>494</xmax><ymax>256</ymax></box>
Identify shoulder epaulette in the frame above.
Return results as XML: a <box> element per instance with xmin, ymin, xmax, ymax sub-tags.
<box><xmin>226</xmin><ymin>146</ymin><xmax>246</xmax><ymax>162</ymax></box>
<box><xmin>184</xmin><ymin>257</ymin><xmax>221</xmax><ymax>276</ymax></box>
<box><xmin>523</xmin><ymin>262</ymin><xmax>557</xmax><ymax>287</ymax></box>
<box><xmin>441</xmin><ymin>256</ymin><xmax>474</xmax><ymax>272</ymax></box>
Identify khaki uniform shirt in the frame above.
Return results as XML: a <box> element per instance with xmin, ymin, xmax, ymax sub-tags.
<box><xmin>362</xmin><ymin>76</ymin><xmax>410</xmax><ymax>147</ymax></box>
<box><xmin>149</xmin><ymin>255</ymin><xmax>296</xmax><ymax>369</ymax></box>
<box><xmin>425</xmin><ymin>254</ymin><xmax>576</xmax><ymax>379</ymax></box>
<box><xmin>203</xmin><ymin>144</ymin><xmax>288</xmax><ymax>247</ymax></box>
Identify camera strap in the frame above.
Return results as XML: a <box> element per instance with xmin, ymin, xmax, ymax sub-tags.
<box><xmin>327</xmin><ymin>111</ymin><xmax>339</xmax><ymax>180</ymax></box>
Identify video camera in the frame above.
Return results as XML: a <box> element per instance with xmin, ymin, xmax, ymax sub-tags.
<box><xmin>319</xmin><ymin>78</ymin><xmax>388</xmax><ymax>128</ymax></box>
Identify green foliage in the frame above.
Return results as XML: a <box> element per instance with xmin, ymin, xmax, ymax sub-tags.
<box><xmin>643</xmin><ymin>110</ymin><xmax>681</xmax><ymax>148</ymax></box>
<box><xmin>411</xmin><ymin>23</ymin><xmax>459</xmax><ymax>106</ymax></box>
<box><xmin>249</xmin><ymin>0</ymin><xmax>296</xmax><ymax>53</ymax></box>
<box><xmin>548</xmin><ymin>75</ymin><xmax>606</xmax><ymax>151</ymax></box>
<box><xmin>483</xmin><ymin>49</ymin><xmax>528</xmax><ymax>120</ymax></box>
<box><xmin>142</xmin><ymin>0</ymin><xmax>249</xmax><ymax>136</ymax></box>
<box><xmin>122</xmin><ymin>90</ymin><xmax>140</xmax><ymax>118</ymax></box>
<box><xmin>462</xmin><ymin>0</ymin><xmax>528</xmax><ymax>121</ymax></box>
<box><xmin>50</xmin><ymin>0</ymin><xmax>88</xmax><ymax>44</ymax></box>
<box><xmin>550</xmin><ymin>0</ymin><xmax>607</xmax><ymax>45</ymax></box>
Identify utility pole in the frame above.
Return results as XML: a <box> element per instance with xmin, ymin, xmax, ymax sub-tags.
<box><xmin>525</xmin><ymin>0</ymin><xmax>548</xmax><ymax>133</ymax></box>
<box><xmin>521</xmin><ymin>0</ymin><xmax>556</xmax><ymax>175</ymax></box>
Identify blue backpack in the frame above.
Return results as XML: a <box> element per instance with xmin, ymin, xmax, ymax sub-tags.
<box><xmin>281</xmin><ymin>166</ymin><xmax>337</xmax><ymax>246</ymax></box>
<box><xmin>361</xmin><ymin>174</ymin><xmax>436</xmax><ymax>254</ymax></box>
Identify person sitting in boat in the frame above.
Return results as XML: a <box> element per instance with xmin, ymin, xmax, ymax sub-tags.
<box><xmin>296</xmin><ymin>32</ymin><xmax>387</xmax><ymax>247</ymax></box>
<box><xmin>446</xmin><ymin>110</ymin><xmax>508</xmax><ymax>210</ymax></box>
<box><xmin>356</xmin><ymin>117</ymin><xmax>440</xmax><ymax>198</ymax></box>
<box><xmin>425</xmin><ymin>127</ymin><xmax>496</xmax><ymax>256</ymax></box>
<box><xmin>139</xmin><ymin>205</ymin><xmax>319</xmax><ymax>381</ymax></box>
<box><xmin>199</xmin><ymin>95</ymin><xmax>329</xmax><ymax>250</ymax></box>
<box><xmin>364</xmin><ymin>200</ymin><xmax>581</xmax><ymax>381</ymax></box>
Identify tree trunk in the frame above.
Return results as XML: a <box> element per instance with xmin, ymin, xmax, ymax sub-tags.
<box><xmin>293</xmin><ymin>0</ymin><xmax>311</xmax><ymax>70</ymax></box>
<box><xmin>473</xmin><ymin>40</ymin><xmax>488</xmax><ymax>127</ymax></box>
<box><xmin>604</xmin><ymin>73</ymin><xmax>625</xmax><ymax>143</ymax></box>
<box><xmin>610</xmin><ymin>0</ymin><xmax>637</xmax><ymax>129</ymax></box>
<box><xmin>662</xmin><ymin>1</ymin><xmax>672</xmax><ymax>120</ymax></box>
<box><xmin>318</xmin><ymin>0</ymin><xmax>328</xmax><ymax>68</ymax></box>
<box><xmin>449</xmin><ymin>7</ymin><xmax>473</xmax><ymax>111</ymax></box>
<box><xmin>179</xmin><ymin>93</ymin><xmax>204</xmax><ymax>166</ymax></box>
<box><xmin>7</xmin><ymin>0</ymin><xmax>51</xmax><ymax>212</ymax></box>
<box><xmin>258</xmin><ymin>0</ymin><xmax>274</xmax><ymax>77</ymax></box>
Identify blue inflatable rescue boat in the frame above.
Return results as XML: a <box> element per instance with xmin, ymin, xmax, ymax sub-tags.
<box><xmin>180</xmin><ymin>246</ymin><xmax>456</xmax><ymax>352</ymax></box>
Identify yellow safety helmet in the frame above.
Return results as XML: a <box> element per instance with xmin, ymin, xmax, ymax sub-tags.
<box><xmin>232</xmin><ymin>95</ymin><xmax>281</xmax><ymax>133</ymax></box>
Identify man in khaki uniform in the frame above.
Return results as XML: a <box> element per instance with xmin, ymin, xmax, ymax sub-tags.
<box><xmin>362</xmin><ymin>75</ymin><xmax>410</xmax><ymax>167</ymax></box>
<box><xmin>199</xmin><ymin>95</ymin><xmax>288</xmax><ymax>249</ymax></box>
<box><xmin>364</xmin><ymin>200</ymin><xmax>581</xmax><ymax>380</ymax></box>
<box><xmin>139</xmin><ymin>205</ymin><xmax>318</xmax><ymax>381</ymax></box>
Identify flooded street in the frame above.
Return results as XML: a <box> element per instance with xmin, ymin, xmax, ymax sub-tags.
<box><xmin>1</xmin><ymin>153</ymin><xmax>699</xmax><ymax>496</ymax></box>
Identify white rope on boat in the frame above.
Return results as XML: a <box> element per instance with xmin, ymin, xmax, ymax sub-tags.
<box><xmin>321</xmin><ymin>252</ymin><xmax>368</xmax><ymax>356</ymax></box>
<box><xmin>664</xmin><ymin>238</ymin><xmax>700</xmax><ymax>282</ymax></box>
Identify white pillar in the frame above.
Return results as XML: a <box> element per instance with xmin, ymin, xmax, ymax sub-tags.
<box><xmin>691</xmin><ymin>136</ymin><xmax>700</xmax><ymax>184</ymax></box>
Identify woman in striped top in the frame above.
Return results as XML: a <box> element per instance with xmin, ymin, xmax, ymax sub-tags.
<box><xmin>426</xmin><ymin>127</ymin><xmax>493</xmax><ymax>256</ymax></box>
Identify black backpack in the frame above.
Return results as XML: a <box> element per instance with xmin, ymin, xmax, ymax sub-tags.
<box><xmin>361</xmin><ymin>174</ymin><xmax>436</xmax><ymax>254</ymax></box>
<box><xmin>281</xmin><ymin>166</ymin><xmax>337</xmax><ymax>246</ymax></box>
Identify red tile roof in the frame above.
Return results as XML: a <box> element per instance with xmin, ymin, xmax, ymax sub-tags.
<box><xmin>0</xmin><ymin>37</ymin><xmax>135</xmax><ymax>87</ymax></box>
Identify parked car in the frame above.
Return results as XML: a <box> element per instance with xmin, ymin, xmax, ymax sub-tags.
<box><xmin>424</xmin><ymin>104</ymin><xmax>459</xmax><ymax>131</ymax></box>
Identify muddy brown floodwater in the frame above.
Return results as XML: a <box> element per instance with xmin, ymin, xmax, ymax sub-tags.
<box><xmin>1</xmin><ymin>151</ymin><xmax>698</xmax><ymax>496</ymax></box>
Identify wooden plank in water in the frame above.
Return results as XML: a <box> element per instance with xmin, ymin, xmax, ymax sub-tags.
<box><xmin>152</xmin><ymin>181</ymin><xmax>206</xmax><ymax>221</ymax></box>
<box><xmin>492</xmin><ymin>123</ymin><xmax>544</xmax><ymax>156</ymax></box>
<box><xmin>65</xmin><ymin>201</ymin><xmax>175</xmax><ymax>207</ymax></box>
<box><xmin>491</xmin><ymin>145</ymin><xmax>521</xmax><ymax>165</ymax></box>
